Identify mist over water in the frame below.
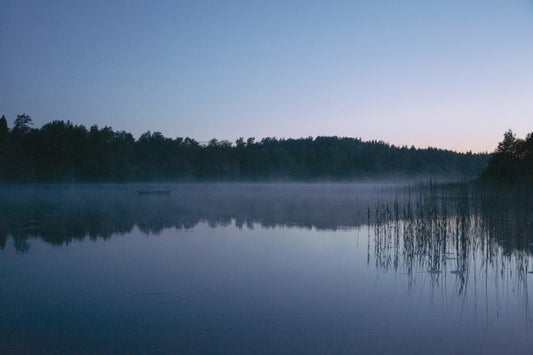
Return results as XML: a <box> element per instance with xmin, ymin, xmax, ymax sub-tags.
<box><xmin>0</xmin><ymin>183</ymin><xmax>392</xmax><ymax>248</ymax></box>
<box><xmin>1</xmin><ymin>183</ymin><xmax>532</xmax><ymax>354</ymax></box>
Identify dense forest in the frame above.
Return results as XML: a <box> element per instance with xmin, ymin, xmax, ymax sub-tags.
<box><xmin>0</xmin><ymin>114</ymin><xmax>488</xmax><ymax>182</ymax></box>
<box><xmin>479</xmin><ymin>130</ymin><xmax>533</xmax><ymax>184</ymax></box>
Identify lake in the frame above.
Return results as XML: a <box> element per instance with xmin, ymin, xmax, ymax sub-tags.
<box><xmin>1</xmin><ymin>183</ymin><xmax>532</xmax><ymax>354</ymax></box>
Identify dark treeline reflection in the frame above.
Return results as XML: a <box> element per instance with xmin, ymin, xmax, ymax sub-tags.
<box><xmin>0</xmin><ymin>183</ymin><xmax>392</xmax><ymax>252</ymax></box>
<box><xmin>1</xmin><ymin>183</ymin><xmax>531</xmax><ymax>254</ymax></box>
<box><xmin>0</xmin><ymin>115</ymin><xmax>487</xmax><ymax>181</ymax></box>
<box><xmin>368</xmin><ymin>183</ymin><xmax>533</xmax><ymax>323</ymax></box>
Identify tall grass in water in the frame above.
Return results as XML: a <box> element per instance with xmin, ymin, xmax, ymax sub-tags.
<box><xmin>368</xmin><ymin>182</ymin><xmax>533</xmax><ymax>325</ymax></box>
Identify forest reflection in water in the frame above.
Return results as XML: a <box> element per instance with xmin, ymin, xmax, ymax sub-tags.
<box><xmin>1</xmin><ymin>183</ymin><xmax>531</xmax><ymax>250</ymax></box>
<box><xmin>1</xmin><ymin>182</ymin><xmax>532</xmax><ymax>326</ymax></box>
<box><xmin>0</xmin><ymin>183</ymin><xmax>386</xmax><ymax>251</ymax></box>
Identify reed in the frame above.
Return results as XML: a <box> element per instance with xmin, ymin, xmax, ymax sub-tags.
<box><xmin>367</xmin><ymin>182</ymin><xmax>533</xmax><ymax>324</ymax></box>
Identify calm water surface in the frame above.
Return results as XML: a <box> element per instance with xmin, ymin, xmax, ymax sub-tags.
<box><xmin>0</xmin><ymin>183</ymin><xmax>532</xmax><ymax>354</ymax></box>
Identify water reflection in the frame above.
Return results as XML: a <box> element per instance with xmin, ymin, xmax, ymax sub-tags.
<box><xmin>369</xmin><ymin>184</ymin><xmax>533</xmax><ymax>325</ymax></box>
<box><xmin>1</xmin><ymin>183</ymin><xmax>533</xmax><ymax>352</ymax></box>
<box><xmin>1</xmin><ymin>183</ymin><xmax>532</xmax><ymax>253</ymax></box>
<box><xmin>0</xmin><ymin>183</ymin><xmax>391</xmax><ymax>251</ymax></box>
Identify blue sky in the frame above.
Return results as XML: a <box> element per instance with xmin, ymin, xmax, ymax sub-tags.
<box><xmin>1</xmin><ymin>0</ymin><xmax>532</xmax><ymax>152</ymax></box>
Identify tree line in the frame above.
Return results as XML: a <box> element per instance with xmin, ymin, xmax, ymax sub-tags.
<box><xmin>479</xmin><ymin>130</ymin><xmax>533</xmax><ymax>184</ymax></box>
<box><xmin>0</xmin><ymin>114</ymin><xmax>488</xmax><ymax>182</ymax></box>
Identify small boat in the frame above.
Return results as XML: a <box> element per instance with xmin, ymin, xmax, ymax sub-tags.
<box><xmin>137</xmin><ymin>190</ymin><xmax>171</xmax><ymax>195</ymax></box>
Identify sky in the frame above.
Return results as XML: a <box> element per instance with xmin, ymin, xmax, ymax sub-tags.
<box><xmin>1</xmin><ymin>0</ymin><xmax>532</xmax><ymax>152</ymax></box>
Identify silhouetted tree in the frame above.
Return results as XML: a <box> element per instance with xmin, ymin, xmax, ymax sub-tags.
<box><xmin>12</xmin><ymin>113</ymin><xmax>33</xmax><ymax>134</ymax></box>
<box><xmin>479</xmin><ymin>129</ymin><xmax>533</xmax><ymax>184</ymax></box>
<box><xmin>0</xmin><ymin>115</ymin><xmax>8</xmax><ymax>138</ymax></box>
<box><xmin>0</xmin><ymin>115</ymin><xmax>8</xmax><ymax>179</ymax></box>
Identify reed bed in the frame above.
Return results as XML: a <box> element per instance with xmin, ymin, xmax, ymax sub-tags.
<box><xmin>367</xmin><ymin>183</ymin><xmax>533</xmax><ymax>324</ymax></box>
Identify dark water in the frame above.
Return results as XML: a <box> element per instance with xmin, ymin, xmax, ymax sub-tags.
<box><xmin>1</xmin><ymin>183</ymin><xmax>532</xmax><ymax>354</ymax></box>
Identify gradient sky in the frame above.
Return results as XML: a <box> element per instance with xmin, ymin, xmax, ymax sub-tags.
<box><xmin>1</xmin><ymin>0</ymin><xmax>532</xmax><ymax>152</ymax></box>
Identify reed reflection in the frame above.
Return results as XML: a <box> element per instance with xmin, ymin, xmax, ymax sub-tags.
<box><xmin>368</xmin><ymin>184</ymin><xmax>533</xmax><ymax>325</ymax></box>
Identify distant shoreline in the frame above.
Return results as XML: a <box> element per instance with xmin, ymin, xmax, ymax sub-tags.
<box><xmin>0</xmin><ymin>117</ymin><xmax>489</xmax><ymax>183</ymax></box>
